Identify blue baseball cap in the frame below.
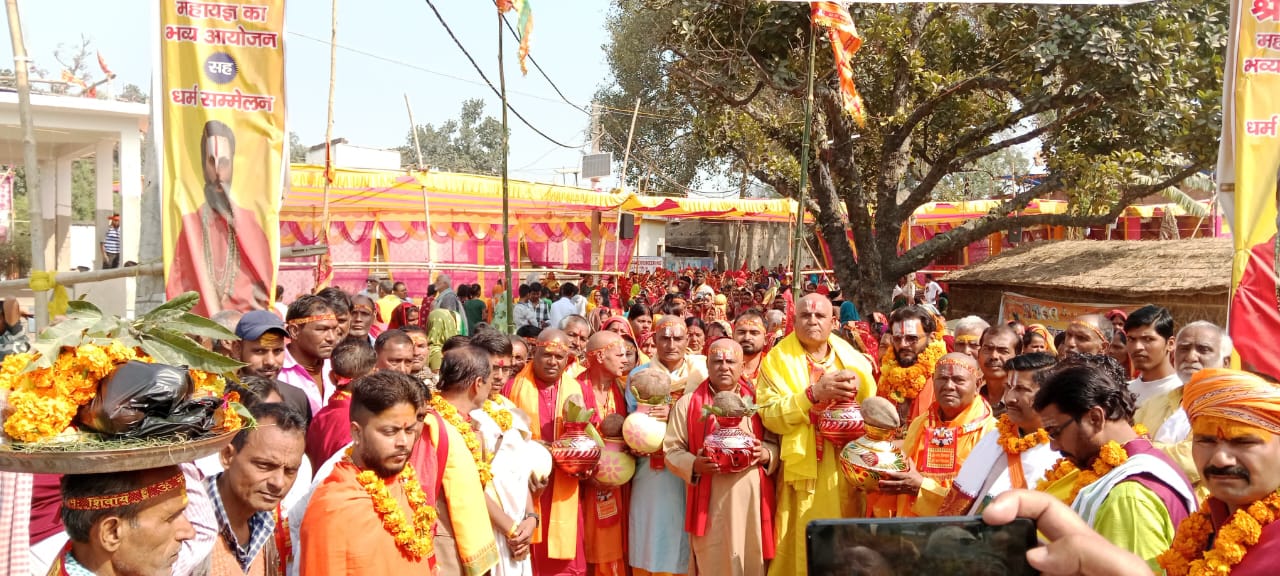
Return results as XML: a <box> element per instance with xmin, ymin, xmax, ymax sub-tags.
<box><xmin>236</xmin><ymin>310</ymin><xmax>288</xmax><ymax>341</ymax></box>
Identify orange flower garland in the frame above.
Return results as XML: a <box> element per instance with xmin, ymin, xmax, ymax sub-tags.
<box><xmin>878</xmin><ymin>338</ymin><xmax>947</xmax><ymax>403</ymax></box>
<box><xmin>1035</xmin><ymin>425</ymin><xmax>1146</xmax><ymax>506</ymax></box>
<box><xmin>996</xmin><ymin>415</ymin><xmax>1049</xmax><ymax>455</ymax></box>
<box><xmin>1158</xmin><ymin>490</ymin><xmax>1280</xmax><ymax>576</ymax></box>
<box><xmin>346</xmin><ymin>447</ymin><xmax>437</xmax><ymax>560</ymax></box>
<box><xmin>430</xmin><ymin>396</ymin><xmax>494</xmax><ymax>486</ymax></box>
<box><xmin>0</xmin><ymin>343</ymin><xmax>234</xmax><ymax>443</ymax></box>
<box><xmin>483</xmin><ymin>398</ymin><xmax>513</xmax><ymax>433</ymax></box>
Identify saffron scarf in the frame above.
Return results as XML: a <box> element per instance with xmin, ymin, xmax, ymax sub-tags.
<box><xmin>503</xmin><ymin>363</ymin><xmax>590</xmax><ymax>560</ymax></box>
<box><xmin>684</xmin><ymin>379</ymin><xmax>776</xmax><ymax>560</ymax></box>
<box><xmin>430</xmin><ymin>414</ymin><xmax>501</xmax><ymax>576</ymax></box>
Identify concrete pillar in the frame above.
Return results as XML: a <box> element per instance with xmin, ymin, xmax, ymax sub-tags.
<box><xmin>119</xmin><ymin>128</ymin><xmax>141</xmax><ymax>265</ymax></box>
<box><xmin>55</xmin><ymin>156</ymin><xmax>73</xmax><ymax>271</ymax></box>
<box><xmin>37</xmin><ymin>159</ymin><xmax>56</xmax><ymax>272</ymax></box>
<box><xmin>95</xmin><ymin>139</ymin><xmax>115</xmax><ymax>268</ymax></box>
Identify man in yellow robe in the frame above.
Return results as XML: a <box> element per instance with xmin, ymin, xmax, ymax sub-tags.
<box><xmin>501</xmin><ymin>329</ymin><xmax>590</xmax><ymax>575</ymax></box>
<box><xmin>870</xmin><ymin>353</ymin><xmax>996</xmax><ymax>517</ymax></box>
<box><xmin>757</xmin><ymin>293</ymin><xmax>876</xmax><ymax>576</ymax></box>
<box><xmin>430</xmin><ymin>346</ymin><xmax>502</xmax><ymax>576</ymax></box>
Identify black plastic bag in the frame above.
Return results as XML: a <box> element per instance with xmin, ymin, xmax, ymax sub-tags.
<box><xmin>76</xmin><ymin>360</ymin><xmax>220</xmax><ymax>439</ymax></box>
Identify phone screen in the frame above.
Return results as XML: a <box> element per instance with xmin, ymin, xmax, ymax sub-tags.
<box><xmin>806</xmin><ymin>516</ymin><xmax>1039</xmax><ymax>576</ymax></box>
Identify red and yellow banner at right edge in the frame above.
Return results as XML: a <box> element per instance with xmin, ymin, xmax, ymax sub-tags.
<box><xmin>1224</xmin><ymin>0</ymin><xmax>1280</xmax><ymax>378</ymax></box>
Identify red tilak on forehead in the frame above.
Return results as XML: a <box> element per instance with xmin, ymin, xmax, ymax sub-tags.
<box><xmin>935</xmin><ymin>357</ymin><xmax>975</xmax><ymax>376</ymax></box>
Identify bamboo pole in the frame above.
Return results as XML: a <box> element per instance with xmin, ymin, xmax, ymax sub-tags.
<box><xmin>498</xmin><ymin>10</ymin><xmax>514</xmax><ymax>333</ymax></box>
<box><xmin>403</xmin><ymin>94</ymin><xmax>434</xmax><ymax>267</ymax></box>
<box><xmin>5</xmin><ymin>0</ymin><xmax>48</xmax><ymax>329</ymax></box>
<box><xmin>320</xmin><ymin>0</ymin><xmax>338</xmax><ymax>277</ymax></box>
<box><xmin>789</xmin><ymin>19</ymin><xmax>818</xmax><ymax>282</ymax></box>
<box><xmin>0</xmin><ymin>262</ymin><xmax>162</xmax><ymax>290</ymax></box>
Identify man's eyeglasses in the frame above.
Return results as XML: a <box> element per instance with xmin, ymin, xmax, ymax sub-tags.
<box><xmin>1043</xmin><ymin>419</ymin><xmax>1077</xmax><ymax>441</ymax></box>
<box><xmin>491</xmin><ymin>364</ymin><xmax>514</xmax><ymax>376</ymax></box>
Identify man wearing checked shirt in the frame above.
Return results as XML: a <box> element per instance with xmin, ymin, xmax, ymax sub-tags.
<box><xmin>201</xmin><ymin>403</ymin><xmax>308</xmax><ymax>574</ymax></box>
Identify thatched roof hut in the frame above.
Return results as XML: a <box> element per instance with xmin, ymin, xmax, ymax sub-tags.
<box><xmin>942</xmin><ymin>238</ymin><xmax>1231</xmax><ymax>326</ymax></box>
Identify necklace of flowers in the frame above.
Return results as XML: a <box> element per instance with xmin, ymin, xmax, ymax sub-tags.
<box><xmin>877</xmin><ymin>339</ymin><xmax>947</xmax><ymax>403</ymax></box>
<box><xmin>995</xmin><ymin>414</ymin><xmax>1049</xmax><ymax>455</ymax></box>
<box><xmin>483</xmin><ymin>398</ymin><xmax>513</xmax><ymax>433</ymax></box>
<box><xmin>1035</xmin><ymin>425</ymin><xmax>1147</xmax><ymax>505</ymax></box>
<box><xmin>344</xmin><ymin>447</ymin><xmax>437</xmax><ymax>560</ymax></box>
<box><xmin>1158</xmin><ymin>489</ymin><xmax>1280</xmax><ymax>576</ymax></box>
<box><xmin>430</xmin><ymin>395</ymin><xmax>494</xmax><ymax>486</ymax></box>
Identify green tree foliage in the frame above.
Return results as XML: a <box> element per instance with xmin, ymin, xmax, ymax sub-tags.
<box><xmin>601</xmin><ymin>0</ymin><xmax>1225</xmax><ymax>311</ymax></box>
<box><xmin>288</xmin><ymin>132</ymin><xmax>308</xmax><ymax>164</ymax></box>
<box><xmin>398</xmin><ymin>99</ymin><xmax>504</xmax><ymax>176</ymax></box>
<box><xmin>118</xmin><ymin>83</ymin><xmax>148</xmax><ymax>104</ymax></box>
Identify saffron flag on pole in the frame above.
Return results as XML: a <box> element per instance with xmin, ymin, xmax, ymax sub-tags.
<box><xmin>811</xmin><ymin>2</ymin><xmax>866</xmax><ymax>126</ymax></box>
<box><xmin>159</xmin><ymin>0</ymin><xmax>286</xmax><ymax>316</ymax></box>
<box><xmin>499</xmin><ymin>0</ymin><xmax>534</xmax><ymax>75</ymax></box>
<box><xmin>1223</xmin><ymin>0</ymin><xmax>1280</xmax><ymax>378</ymax></box>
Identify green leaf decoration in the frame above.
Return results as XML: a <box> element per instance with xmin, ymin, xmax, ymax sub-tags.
<box><xmin>231</xmin><ymin>401</ymin><xmax>256</xmax><ymax>430</ymax></box>
<box><xmin>143</xmin><ymin>291</ymin><xmax>200</xmax><ymax>319</ymax></box>
<box><xmin>142</xmin><ymin>328</ymin><xmax>246</xmax><ymax>375</ymax></box>
<box><xmin>167</xmin><ymin>313</ymin><xmax>238</xmax><ymax>341</ymax></box>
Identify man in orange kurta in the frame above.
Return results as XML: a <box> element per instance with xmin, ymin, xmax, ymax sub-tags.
<box><xmin>300</xmin><ymin>371</ymin><xmax>436</xmax><ymax>575</ymax></box>
<box><xmin>869</xmin><ymin>353</ymin><xmax>996</xmax><ymax>517</ymax></box>
<box><xmin>578</xmin><ymin>331</ymin><xmax>631</xmax><ymax>576</ymax></box>
<box><xmin>501</xmin><ymin>329</ymin><xmax>590</xmax><ymax>575</ymax></box>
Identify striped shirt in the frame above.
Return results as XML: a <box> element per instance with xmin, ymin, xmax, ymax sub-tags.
<box><xmin>102</xmin><ymin>227</ymin><xmax>121</xmax><ymax>255</ymax></box>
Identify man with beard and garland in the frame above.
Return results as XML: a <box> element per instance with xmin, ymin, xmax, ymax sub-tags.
<box><xmin>1155</xmin><ymin>368</ymin><xmax>1280</xmax><ymax>575</ymax></box>
<box><xmin>1034</xmin><ymin>355</ymin><xmax>1196</xmax><ymax>570</ymax></box>
<box><xmin>869</xmin><ymin>353</ymin><xmax>997</xmax><ymax>518</ymax></box>
<box><xmin>757</xmin><ymin>294</ymin><xmax>876</xmax><ymax>576</ymax></box>
<box><xmin>939</xmin><ymin>352</ymin><xmax>1059</xmax><ymax>515</ymax></box>
<box><xmin>878</xmin><ymin>306</ymin><xmax>948</xmax><ymax>424</ymax></box>
<box><xmin>468</xmin><ymin>329</ymin><xmax>538</xmax><ymax>576</ymax></box>
<box><xmin>299</xmin><ymin>371</ymin><xmax>436</xmax><ymax>575</ymax></box>
<box><xmin>625</xmin><ymin>315</ymin><xmax>708</xmax><ymax>576</ymax></box>
<box><xmin>578</xmin><ymin>331</ymin><xmax>631</xmax><ymax>575</ymax></box>
<box><xmin>733</xmin><ymin>310</ymin><xmax>769</xmax><ymax>385</ymax></box>
<box><xmin>427</xmin><ymin>346</ymin><xmax>501</xmax><ymax>576</ymax></box>
<box><xmin>666</xmin><ymin>338</ymin><xmax>777</xmax><ymax>576</ymax></box>
<box><xmin>502</xmin><ymin>330</ymin><xmax>589</xmax><ymax>575</ymax></box>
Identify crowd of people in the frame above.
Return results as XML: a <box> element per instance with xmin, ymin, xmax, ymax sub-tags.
<box><xmin>27</xmin><ymin>265</ymin><xmax>1280</xmax><ymax>576</ymax></box>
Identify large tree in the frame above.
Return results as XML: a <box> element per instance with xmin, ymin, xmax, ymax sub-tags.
<box><xmin>399</xmin><ymin>98</ymin><xmax>505</xmax><ymax>176</ymax></box>
<box><xmin>598</xmin><ymin>0</ymin><xmax>1225</xmax><ymax>311</ymax></box>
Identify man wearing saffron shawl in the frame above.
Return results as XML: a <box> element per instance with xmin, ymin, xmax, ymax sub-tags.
<box><xmin>868</xmin><ymin>353</ymin><xmax>997</xmax><ymax>517</ymax></box>
<box><xmin>756</xmin><ymin>294</ymin><xmax>876</xmax><ymax>576</ymax></box>
<box><xmin>501</xmin><ymin>330</ymin><xmax>591</xmax><ymax>575</ymax></box>
<box><xmin>666</xmin><ymin>339</ymin><xmax>777</xmax><ymax>576</ymax></box>
<box><xmin>300</xmin><ymin>371</ymin><xmax>436</xmax><ymax>575</ymax></box>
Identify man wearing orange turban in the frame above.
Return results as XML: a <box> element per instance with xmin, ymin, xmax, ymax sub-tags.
<box><xmin>1155</xmin><ymin>369</ymin><xmax>1280</xmax><ymax>576</ymax></box>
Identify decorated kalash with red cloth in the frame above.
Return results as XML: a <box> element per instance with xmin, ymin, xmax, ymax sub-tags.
<box><xmin>0</xmin><ymin>293</ymin><xmax>250</xmax><ymax>576</ymax></box>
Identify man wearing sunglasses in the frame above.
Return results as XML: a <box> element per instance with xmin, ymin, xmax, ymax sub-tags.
<box><xmin>1034</xmin><ymin>354</ymin><xmax>1196</xmax><ymax>571</ymax></box>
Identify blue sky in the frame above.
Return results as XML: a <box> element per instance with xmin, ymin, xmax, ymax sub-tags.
<box><xmin>2</xmin><ymin>0</ymin><xmax>613</xmax><ymax>182</ymax></box>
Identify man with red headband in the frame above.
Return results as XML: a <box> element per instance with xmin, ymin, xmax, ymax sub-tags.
<box><xmin>52</xmin><ymin>466</ymin><xmax>196</xmax><ymax>576</ymax></box>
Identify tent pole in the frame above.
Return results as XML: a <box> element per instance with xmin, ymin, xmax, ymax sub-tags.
<box><xmin>789</xmin><ymin>14</ymin><xmax>817</xmax><ymax>281</ymax></box>
<box><xmin>5</xmin><ymin>0</ymin><xmax>47</xmax><ymax>328</ymax></box>
<box><xmin>320</xmin><ymin>0</ymin><xmax>338</xmax><ymax>288</ymax></box>
<box><xmin>498</xmin><ymin>9</ymin><xmax>514</xmax><ymax>333</ymax></box>
<box><xmin>404</xmin><ymin>94</ymin><xmax>434</xmax><ymax>268</ymax></box>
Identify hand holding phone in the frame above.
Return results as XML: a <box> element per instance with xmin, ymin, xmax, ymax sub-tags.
<box><xmin>983</xmin><ymin>490</ymin><xmax>1154</xmax><ymax>576</ymax></box>
<box><xmin>807</xmin><ymin>515</ymin><xmax>1041</xmax><ymax>576</ymax></box>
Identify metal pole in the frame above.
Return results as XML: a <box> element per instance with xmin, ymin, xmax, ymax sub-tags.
<box><xmin>320</xmin><ymin>0</ymin><xmax>338</xmax><ymax>280</ymax></box>
<box><xmin>404</xmin><ymin>94</ymin><xmax>434</xmax><ymax>267</ymax></box>
<box><xmin>790</xmin><ymin>20</ymin><xmax>818</xmax><ymax>282</ymax></box>
<box><xmin>499</xmin><ymin>10</ymin><xmax>514</xmax><ymax>333</ymax></box>
<box><xmin>6</xmin><ymin>0</ymin><xmax>48</xmax><ymax>329</ymax></box>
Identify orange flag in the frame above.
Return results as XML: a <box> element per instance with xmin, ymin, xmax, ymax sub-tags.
<box><xmin>811</xmin><ymin>2</ymin><xmax>867</xmax><ymax>126</ymax></box>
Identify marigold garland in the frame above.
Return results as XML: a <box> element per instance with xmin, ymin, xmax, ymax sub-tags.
<box><xmin>483</xmin><ymin>398</ymin><xmax>513</xmax><ymax>433</ymax></box>
<box><xmin>1158</xmin><ymin>489</ymin><xmax>1280</xmax><ymax>576</ymax></box>
<box><xmin>996</xmin><ymin>414</ymin><xmax>1049</xmax><ymax>455</ymax></box>
<box><xmin>346</xmin><ymin>448</ymin><xmax>437</xmax><ymax>560</ymax></box>
<box><xmin>430</xmin><ymin>396</ymin><xmax>494</xmax><ymax>486</ymax></box>
<box><xmin>1035</xmin><ymin>425</ymin><xmax>1146</xmax><ymax>506</ymax></box>
<box><xmin>877</xmin><ymin>339</ymin><xmax>947</xmax><ymax>403</ymax></box>
<box><xmin>0</xmin><ymin>343</ymin><xmax>234</xmax><ymax>443</ymax></box>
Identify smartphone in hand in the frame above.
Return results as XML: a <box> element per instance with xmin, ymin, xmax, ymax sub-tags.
<box><xmin>806</xmin><ymin>516</ymin><xmax>1040</xmax><ymax>576</ymax></box>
